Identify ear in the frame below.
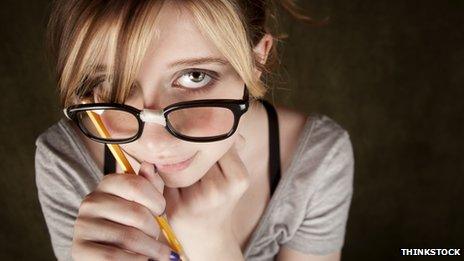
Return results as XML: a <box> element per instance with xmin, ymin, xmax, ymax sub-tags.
<box><xmin>252</xmin><ymin>33</ymin><xmax>274</xmax><ymax>78</ymax></box>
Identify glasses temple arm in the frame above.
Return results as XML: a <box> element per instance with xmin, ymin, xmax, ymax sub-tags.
<box><xmin>242</xmin><ymin>84</ymin><xmax>249</xmax><ymax>101</ymax></box>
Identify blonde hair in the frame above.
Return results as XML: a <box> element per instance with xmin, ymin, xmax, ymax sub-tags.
<box><xmin>46</xmin><ymin>0</ymin><xmax>315</xmax><ymax>107</ymax></box>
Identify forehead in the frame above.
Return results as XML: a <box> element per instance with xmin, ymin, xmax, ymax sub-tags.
<box><xmin>137</xmin><ymin>2</ymin><xmax>225</xmax><ymax>80</ymax></box>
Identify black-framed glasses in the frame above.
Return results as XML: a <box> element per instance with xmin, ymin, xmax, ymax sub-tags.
<box><xmin>63</xmin><ymin>85</ymin><xmax>249</xmax><ymax>143</ymax></box>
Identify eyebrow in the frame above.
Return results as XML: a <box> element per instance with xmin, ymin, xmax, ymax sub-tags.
<box><xmin>167</xmin><ymin>57</ymin><xmax>229</xmax><ymax>68</ymax></box>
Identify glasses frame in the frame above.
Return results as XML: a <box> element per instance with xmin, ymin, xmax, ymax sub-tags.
<box><xmin>64</xmin><ymin>85</ymin><xmax>249</xmax><ymax>143</ymax></box>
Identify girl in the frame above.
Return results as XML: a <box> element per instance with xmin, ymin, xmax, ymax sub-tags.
<box><xmin>35</xmin><ymin>0</ymin><xmax>354</xmax><ymax>260</ymax></box>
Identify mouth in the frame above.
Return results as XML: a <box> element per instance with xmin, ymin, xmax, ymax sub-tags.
<box><xmin>155</xmin><ymin>152</ymin><xmax>198</xmax><ymax>173</ymax></box>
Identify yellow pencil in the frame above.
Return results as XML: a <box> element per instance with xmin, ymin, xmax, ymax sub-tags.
<box><xmin>85</xmin><ymin>110</ymin><xmax>188</xmax><ymax>260</ymax></box>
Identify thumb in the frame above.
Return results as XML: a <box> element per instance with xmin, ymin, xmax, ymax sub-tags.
<box><xmin>163</xmin><ymin>186</ymin><xmax>181</xmax><ymax>208</ymax></box>
<box><xmin>138</xmin><ymin>161</ymin><xmax>164</xmax><ymax>194</ymax></box>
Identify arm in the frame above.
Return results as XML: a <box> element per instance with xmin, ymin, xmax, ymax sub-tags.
<box><xmin>34</xmin><ymin>133</ymin><xmax>98</xmax><ymax>261</ymax></box>
<box><xmin>35</xmin><ymin>146</ymin><xmax>76</xmax><ymax>260</ymax></box>
<box><xmin>277</xmin><ymin>131</ymin><xmax>354</xmax><ymax>260</ymax></box>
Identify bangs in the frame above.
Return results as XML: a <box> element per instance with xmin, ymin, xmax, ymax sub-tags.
<box><xmin>183</xmin><ymin>0</ymin><xmax>266</xmax><ymax>97</ymax></box>
<box><xmin>52</xmin><ymin>0</ymin><xmax>267</xmax><ymax>107</ymax></box>
<box><xmin>57</xmin><ymin>0</ymin><xmax>164</xmax><ymax>107</ymax></box>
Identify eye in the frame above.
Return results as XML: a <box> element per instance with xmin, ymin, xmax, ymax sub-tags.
<box><xmin>173</xmin><ymin>70</ymin><xmax>214</xmax><ymax>89</ymax></box>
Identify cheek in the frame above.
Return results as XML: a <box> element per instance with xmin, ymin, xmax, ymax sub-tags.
<box><xmin>197</xmin><ymin>137</ymin><xmax>235</xmax><ymax>167</ymax></box>
<box><xmin>99</xmin><ymin>111</ymin><xmax>139</xmax><ymax>139</ymax></box>
<box><xmin>171</xmin><ymin>136</ymin><xmax>235</xmax><ymax>187</ymax></box>
<box><xmin>118</xmin><ymin>142</ymin><xmax>144</xmax><ymax>165</ymax></box>
<box><xmin>167</xmin><ymin>107</ymin><xmax>236</xmax><ymax>137</ymax></box>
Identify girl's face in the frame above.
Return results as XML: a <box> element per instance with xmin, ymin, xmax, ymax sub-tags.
<box><xmin>111</xmin><ymin>3</ymin><xmax>246</xmax><ymax>188</ymax></box>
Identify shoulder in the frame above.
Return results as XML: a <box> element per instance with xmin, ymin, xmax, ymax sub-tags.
<box><xmin>35</xmin><ymin>118</ymin><xmax>77</xmax><ymax>170</ymax></box>
<box><xmin>274</xmin><ymin>106</ymin><xmax>308</xmax><ymax>173</ymax></box>
<box><xmin>34</xmin><ymin>118</ymin><xmax>101</xmax><ymax>191</ymax></box>
<box><xmin>274</xmin><ymin>106</ymin><xmax>353</xmax><ymax>176</ymax></box>
<box><xmin>249</xmin><ymin>107</ymin><xmax>354</xmax><ymax>257</ymax></box>
<box><xmin>275</xmin><ymin>105</ymin><xmax>352</xmax><ymax>142</ymax></box>
<box><xmin>35</xmin><ymin>118</ymin><xmax>90</xmax><ymax>166</ymax></box>
<box><xmin>35</xmin><ymin>118</ymin><xmax>75</xmax><ymax>155</ymax></box>
<box><xmin>277</xmin><ymin>108</ymin><xmax>354</xmax><ymax>192</ymax></box>
<box><xmin>306</xmin><ymin>113</ymin><xmax>353</xmax><ymax>171</ymax></box>
<box><xmin>295</xmin><ymin>111</ymin><xmax>353</xmax><ymax>165</ymax></box>
<box><xmin>302</xmin><ymin>113</ymin><xmax>354</xmax><ymax>192</ymax></box>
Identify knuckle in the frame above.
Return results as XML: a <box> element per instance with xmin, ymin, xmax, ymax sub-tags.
<box><xmin>99</xmin><ymin>248</ymin><xmax>117</xmax><ymax>261</ymax></box>
<box><xmin>146</xmin><ymin>191</ymin><xmax>166</xmax><ymax>216</ymax></box>
<box><xmin>206</xmin><ymin>185</ymin><xmax>221</xmax><ymax>199</ymax></box>
<box><xmin>230</xmin><ymin>169</ymin><xmax>250</xmax><ymax>190</ymax></box>
<box><xmin>79</xmin><ymin>192</ymin><xmax>100</xmax><ymax>213</ymax></box>
<box><xmin>204</xmin><ymin>187</ymin><xmax>224</xmax><ymax>206</ymax></box>
<box><xmin>73</xmin><ymin>217</ymin><xmax>93</xmax><ymax>239</ymax></box>
<box><xmin>125</xmin><ymin>175</ymin><xmax>145</xmax><ymax>194</ymax></box>
<box><xmin>128</xmin><ymin>201</ymin><xmax>146</xmax><ymax>217</ymax></box>
<box><xmin>100</xmin><ymin>173</ymin><xmax>118</xmax><ymax>184</ymax></box>
<box><xmin>81</xmin><ymin>191</ymin><xmax>97</xmax><ymax>205</ymax></box>
<box><xmin>157</xmin><ymin>196</ymin><xmax>167</xmax><ymax>215</ymax></box>
<box><xmin>153</xmin><ymin>241</ymin><xmax>171</xmax><ymax>258</ymax></box>
<box><xmin>73</xmin><ymin>217</ymin><xmax>86</xmax><ymax>235</ymax></box>
<box><xmin>129</xmin><ymin>203</ymin><xmax>153</xmax><ymax>226</ymax></box>
<box><xmin>226</xmin><ymin>178</ymin><xmax>249</xmax><ymax>197</ymax></box>
<box><xmin>71</xmin><ymin>240</ymin><xmax>84</xmax><ymax>260</ymax></box>
<box><xmin>235</xmin><ymin>174</ymin><xmax>250</xmax><ymax>190</ymax></box>
<box><xmin>118</xmin><ymin>227</ymin><xmax>141</xmax><ymax>248</ymax></box>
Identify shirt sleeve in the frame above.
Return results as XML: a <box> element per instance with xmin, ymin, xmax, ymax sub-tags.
<box><xmin>34</xmin><ymin>130</ymin><xmax>97</xmax><ymax>261</ymax></box>
<box><xmin>283</xmin><ymin>131</ymin><xmax>354</xmax><ymax>255</ymax></box>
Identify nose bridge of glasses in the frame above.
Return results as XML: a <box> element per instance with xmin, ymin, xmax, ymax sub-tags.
<box><xmin>139</xmin><ymin>109</ymin><xmax>166</xmax><ymax>126</ymax></box>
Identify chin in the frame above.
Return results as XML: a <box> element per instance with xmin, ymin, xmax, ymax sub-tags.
<box><xmin>159</xmin><ymin>168</ymin><xmax>204</xmax><ymax>188</ymax></box>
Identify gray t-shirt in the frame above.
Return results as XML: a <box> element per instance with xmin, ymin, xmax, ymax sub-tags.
<box><xmin>34</xmin><ymin>112</ymin><xmax>354</xmax><ymax>261</ymax></box>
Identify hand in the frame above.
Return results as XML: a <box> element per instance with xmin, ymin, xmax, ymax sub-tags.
<box><xmin>162</xmin><ymin>137</ymin><xmax>250</xmax><ymax>260</ymax></box>
<box><xmin>71</xmin><ymin>163</ymin><xmax>179</xmax><ymax>261</ymax></box>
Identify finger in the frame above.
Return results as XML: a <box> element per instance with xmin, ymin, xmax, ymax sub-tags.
<box><xmin>234</xmin><ymin>134</ymin><xmax>246</xmax><ymax>152</ymax></box>
<box><xmin>75</xmin><ymin>217</ymin><xmax>173</xmax><ymax>260</ymax></box>
<box><xmin>73</xmin><ymin>240</ymin><xmax>149</xmax><ymax>261</ymax></box>
<box><xmin>163</xmin><ymin>186</ymin><xmax>181</xmax><ymax>210</ymax></box>
<box><xmin>178</xmin><ymin>180</ymin><xmax>199</xmax><ymax>203</ymax></box>
<box><xmin>200</xmin><ymin>162</ymin><xmax>223</xmax><ymax>184</ymax></box>
<box><xmin>79</xmin><ymin>192</ymin><xmax>161</xmax><ymax>239</ymax></box>
<box><xmin>138</xmin><ymin>161</ymin><xmax>165</xmax><ymax>194</ymax></box>
<box><xmin>196</xmin><ymin>163</ymin><xmax>227</xmax><ymax>198</ymax></box>
<box><xmin>96</xmin><ymin>174</ymin><xmax>166</xmax><ymax>216</ymax></box>
<box><xmin>218</xmin><ymin>145</ymin><xmax>248</xmax><ymax>182</ymax></box>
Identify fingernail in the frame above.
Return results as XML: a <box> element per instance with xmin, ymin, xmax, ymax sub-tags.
<box><xmin>169</xmin><ymin>251</ymin><xmax>180</xmax><ymax>261</ymax></box>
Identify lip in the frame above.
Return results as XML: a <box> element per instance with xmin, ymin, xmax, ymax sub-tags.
<box><xmin>155</xmin><ymin>152</ymin><xmax>198</xmax><ymax>173</ymax></box>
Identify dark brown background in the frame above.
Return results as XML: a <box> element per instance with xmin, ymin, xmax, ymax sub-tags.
<box><xmin>1</xmin><ymin>0</ymin><xmax>463</xmax><ymax>260</ymax></box>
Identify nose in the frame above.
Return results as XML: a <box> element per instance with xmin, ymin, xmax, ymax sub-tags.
<box><xmin>137</xmin><ymin>121</ymin><xmax>181</xmax><ymax>155</ymax></box>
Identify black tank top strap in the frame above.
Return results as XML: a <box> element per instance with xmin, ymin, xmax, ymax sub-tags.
<box><xmin>103</xmin><ymin>100</ymin><xmax>282</xmax><ymax>196</ymax></box>
<box><xmin>259</xmin><ymin>99</ymin><xmax>282</xmax><ymax>197</ymax></box>
<box><xmin>103</xmin><ymin>145</ymin><xmax>115</xmax><ymax>175</ymax></box>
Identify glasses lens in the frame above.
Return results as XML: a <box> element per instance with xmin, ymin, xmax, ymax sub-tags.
<box><xmin>166</xmin><ymin>107</ymin><xmax>235</xmax><ymax>138</ymax></box>
<box><xmin>76</xmin><ymin>109</ymin><xmax>139</xmax><ymax>140</ymax></box>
